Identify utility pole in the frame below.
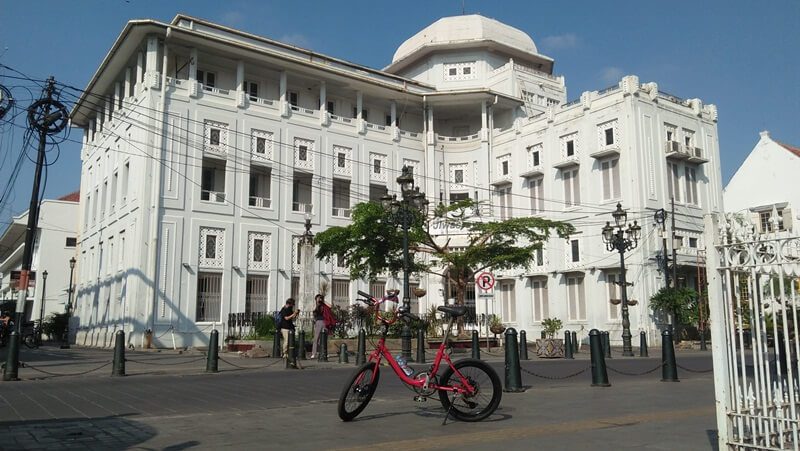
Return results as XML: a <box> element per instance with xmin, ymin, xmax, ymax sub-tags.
<box><xmin>654</xmin><ymin>208</ymin><xmax>669</xmax><ymax>288</ymax></box>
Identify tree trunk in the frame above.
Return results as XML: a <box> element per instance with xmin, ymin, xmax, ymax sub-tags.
<box><xmin>455</xmin><ymin>278</ymin><xmax>467</xmax><ymax>337</ymax></box>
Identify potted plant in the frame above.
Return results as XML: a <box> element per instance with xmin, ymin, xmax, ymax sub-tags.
<box><xmin>536</xmin><ymin>317</ymin><xmax>564</xmax><ymax>358</ymax></box>
<box><xmin>489</xmin><ymin>314</ymin><xmax>506</xmax><ymax>335</ymax></box>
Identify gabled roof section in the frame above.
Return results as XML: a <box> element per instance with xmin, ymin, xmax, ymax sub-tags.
<box><xmin>58</xmin><ymin>190</ymin><xmax>80</xmax><ymax>202</ymax></box>
<box><xmin>777</xmin><ymin>141</ymin><xmax>800</xmax><ymax>158</ymax></box>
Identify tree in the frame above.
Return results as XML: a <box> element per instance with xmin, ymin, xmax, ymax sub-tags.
<box><xmin>315</xmin><ymin>199</ymin><xmax>574</xmax><ymax>335</ymax></box>
<box><xmin>649</xmin><ymin>286</ymin><xmax>699</xmax><ymax>341</ymax></box>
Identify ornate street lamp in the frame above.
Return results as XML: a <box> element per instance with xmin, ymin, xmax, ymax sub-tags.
<box><xmin>601</xmin><ymin>203</ymin><xmax>641</xmax><ymax>356</ymax></box>
<box><xmin>62</xmin><ymin>257</ymin><xmax>76</xmax><ymax>349</ymax></box>
<box><xmin>382</xmin><ymin>166</ymin><xmax>428</xmax><ymax>312</ymax></box>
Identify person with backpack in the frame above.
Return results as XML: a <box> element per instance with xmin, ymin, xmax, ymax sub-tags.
<box><xmin>310</xmin><ymin>294</ymin><xmax>336</xmax><ymax>359</ymax></box>
<box><xmin>278</xmin><ymin>298</ymin><xmax>299</xmax><ymax>359</ymax></box>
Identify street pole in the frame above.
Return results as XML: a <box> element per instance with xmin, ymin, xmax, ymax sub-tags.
<box><xmin>671</xmin><ymin>196</ymin><xmax>677</xmax><ymax>287</ymax></box>
<box><xmin>602</xmin><ymin>203</ymin><xmax>640</xmax><ymax>358</ymax></box>
<box><xmin>617</xmin><ymin>240</ymin><xmax>633</xmax><ymax>356</ymax></box>
<box><xmin>62</xmin><ymin>257</ymin><xmax>76</xmax><ymax>349</ymax></box>
<box><xmin>38</xmin><ymin>270</ymin><xmax>47</xmax><ymax>346</ymax></box>
<box><xmin>402</xmin><ymin>209</ymin><xmax>411</xmax><ymax>311</ymax></box>
<box><xmin>14</xmin><ymin>77</ymin><xmax>67</xmax><ymax>333</ymax></box>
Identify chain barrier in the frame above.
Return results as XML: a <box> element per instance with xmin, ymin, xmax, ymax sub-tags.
<box><xmin>20</xmin><ymin>361</ymin><xmax>112</xmax><ymax>377</ymax></box>
<box><xmin>606</xmin><ymin>361</ymin><xmax>665</xmax><ymax>376</ymax></box>
<box><xmin>521</xmin><ymin>364</ymin><xmax>590</xmax><ymax>380</ymax></box>
<box><xmin>125</xmin><ymin>356</ymin><xmax>206</xmax><ymax>366</ymax></box>
<box><xmin>676</xmin><ymin>362</ymin><xmax>714</xmax><ymax>373</ymax></box>
<box><xmin>156</xmin><ymin>325</ymin><xmax>174</xmax><ymax>339</ymax></box>
<box><xmin>217</xmin><ymin>356</ymin><xmax>285</xmax><ymax>370</ymax></box>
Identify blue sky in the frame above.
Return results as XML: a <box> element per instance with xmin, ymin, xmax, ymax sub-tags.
<box><xmin>0</xmin><ymin>0</ymin><xmax>797</xmax><ymax>222</ymax></box>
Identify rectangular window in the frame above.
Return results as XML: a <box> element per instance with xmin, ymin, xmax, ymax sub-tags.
<box><xmin>337</xmin><ymin>152</ymin><xmax>346</xmax><ymax>168</ymax></box>
<box><xmin>332</xmin><ymin>279</ymin><xmax>350</xmax><ymax>309</ymax></box>
<box><xmin>298</xmin><ymin>145</ymin><xmax>307</xmax><ymax>161</ymax></box>
<box><xmin>244</xmin><ymin>81</ymin><xmax>258</xmax><ymax>99</ymax></box>
<box><xmin>531</xmin><ymin>279</ymin><xmax>548</xmax><ymax>322</ymax></box>
<box><xmin>601</xmin><ymin>158</ymin><xmax>621</xmax><ymax>200</ymax></box>
<box><xmin>502</xmin><ymin>160</ymin><xmax>509</xmax><ymax>175</ymax></box>
<box><xmin>450</xmin><ymin>192</ymin><xmax>469</xmax><ymax>204</ymax></box>
<box><xmin>385</xmin><ymin>115</ymin><xmax>392</xmax><ymax>126</ymax></box>
<box><xmin>685</xmin><ymin>166</ymin><xmax>698</xmax><ymax>205</ymax></box>
<box><xmin>122</xmin><ymin>162</ymin><xmax>130</xmax><ymax>203</ymax></box>
<box><xmin>245</xmin><ymin>275</ymin><xmax>269</xmax><ymax>314</ymax></box>
<box><xmin>110</xmin><ymin>171</ymin><xmax>118</xmax><ymax>210</ymax></box>
<box><xmin>529</xmin><ymin>177</ymin><xmax>543</xmax><ymax>213</ymax></box>
<box><xmin>288</xmin><ymin>91</ymin><xmax>298</xmax><ymax>107</ymax></box>
<box><xmin>532</xmin><ymin>150</ymin><xmax>540</xmax><ymax>167</ymax></box>
<box><xmin>197</xmin><ymin>70</ymin><xmax>216</xmax><ymax>88</ymax></box>
<box><xmin>327</xmin><ymin>100</ymin><xmax>335</xmax><ymax>114</ymax></box>
<box><xmin>534</xmin><ymin>248</ymin><xmax>544</xmax><ymax>266</ymax></box>
<box><xmin>497</xmin><ymin>187</ymin><xmax>512</xmax><ymax>219</ymax></box>
<box><xmin>255</xmin><ymin>137</ymin><xmax>266</xmax><ymax>154</ymax></box>
<box><xmin>688</xmin><ymin>237</ymin><xmax>698</xmax><ymax>248</ymax></box>
<box><xmin>454</xmin><ymin>169</ymin><xmax>464</xmax><ymax>184</ymax></box>
<box><xmin>500</xmin><ymin>281</ymin><xmax>516</xmax><ymax>323</ymax></box>
<box><xmin>373</xmin><ymin>159</ymin><xmax>382</xmax><ymax>174</ymax></box>
<box><xmin>101</xmin><ymin>181</ymin><xmax>107</xmax><ymax>215</ymax></box>
<box><xmin>93</xmin><ymin>188</ymin><xmax>99</xmax><ymax>223</ymax></box>
<box><xmin>196</xmin><ymin>272</ymin><xmax>221</xmax><ymax>322</ymax></box>
<box><xmin>570</xmin><ymin>239</ymin><xmax>580</xmax><ymax>263</ymax></box>
<box><xmin>607</xmin><ymin>273</ymin><xmax>621</xmax><ymax>320</ymax></box>
<box><xmin>369</xmin><ymin>281</ymin><xmax>386</xmax><ymax>300</ymax></box>
<box><xmin>563</xmin><ymin>169</ymin><xmax>580</xmax><ymax>207</ymax></box>
<box><xmin>567</xmin><ymin>276</ymin><xmax>586</xmax><ymax>321</ymax></box>
<box><xmin>605</xmin><ymin>128</ymin><xmax>614</xmax><ymax>146</ymax></box>
<box><xmin>209</xmin><ymin>128</ymin><xmax>220</xmax><ymax>146</ymax></box>
<box><xmin>668</xmin><ymin>163</ymin><xmax>681</xmax><ymax>202</ymax></box>
<box><xmin>65</xmin><ymin>237</ymin><xmax>77</xmax><ymax>247</ymax></box>
<box><xmin>566</xmin><ymin>140</ymin><xmax>575</xmax><ymax>156</ymax></box>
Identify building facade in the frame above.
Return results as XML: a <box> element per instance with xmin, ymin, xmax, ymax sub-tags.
<box><xmin>70</xmin><ymin>15</ymin><xmax>722</xmax><ymax>348</ymax></box>
<box><xmin>724</xmin><ymin>131</ymin><xmax>799</xmax><ymax>234</ymax></box>
<box><xmin>0</xmin><ymin>194</ymin><xmax>79</xmax><ymax>327</ymax></box>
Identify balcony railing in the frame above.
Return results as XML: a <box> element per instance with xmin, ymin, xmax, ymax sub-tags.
<box><xmin>292</xmin><ymin>202</ymin><xmax>313</xmax><ymax>214</ymax></box>
<box><xmin>332</xmin><ymin>207</ymin><xmax>352</xmax><ymax>218</ymax></box>
<box><xmin>249</xmin><ymin>196</ymin><xmax>271</xmax><ymax>208</ymax></box>
<box><xmin>201</xmin><ymin>190</ymin><xmax>226</xmax><ymax>203</ymax></box>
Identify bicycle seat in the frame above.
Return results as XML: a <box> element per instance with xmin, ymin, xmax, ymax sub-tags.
<box><xmin>437</xmin><ymin>305</ymin><xmax>467</xmax><ymax>317</ymax></box>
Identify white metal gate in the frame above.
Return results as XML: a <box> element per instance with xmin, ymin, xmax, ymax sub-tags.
<box><xmin>706</xmin><ymin>213</ymin><xmax>800</xmax><ymax>450</ymax></box>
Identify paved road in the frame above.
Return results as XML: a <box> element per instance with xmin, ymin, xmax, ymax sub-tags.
<box><xmin>0</xmin><ymin>346</ymin><xmax>718</xmax><ymax>450</ymax></box>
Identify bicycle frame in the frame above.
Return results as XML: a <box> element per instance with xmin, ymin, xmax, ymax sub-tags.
<box><xmin>361</xmin><ymin>294</ymin><xmax>476</xmax><ymax>396</ymax></box>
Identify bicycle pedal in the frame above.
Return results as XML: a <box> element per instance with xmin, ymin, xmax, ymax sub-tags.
<box><xmin>413</xmin><ymin>396</ymin><xmax>427</xmax><ymax>403</ymax></box>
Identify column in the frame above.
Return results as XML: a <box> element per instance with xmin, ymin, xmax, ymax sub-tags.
<box><xmin>189</xmin><ymin>48</ymin><xmax>198</xmax><ymax>98</ymax></box>
<box><xmin>114</xmin><ymin>82</ymin><xmax>122</xmax><ymax>112</ymax></box>
<box><xmin>424</xmin><ymin>105</ymin><xmax>437</xmax><ymax>202</ymax></box>
<box><xmin>105</xmin><ymin>97</ymin><xmax>112</xmax><ymax>126</ymax></box>
<box><xmin>135</xmin><ymin>52</ymin><xmax>144</xmax><ymax>95</ymax></box>
<box><xmin>481</xmin><ymin>100</ymin><xmax>489</xmax><ymax>141</ymax></box>
<box><xmin>98</xmin><ymin>106</ymin><xmax>104</xmax><ymax>134</ymax></box>
<box><xmin>279</xmin><ymin>71</ymin><xmax>288</xmax><ymax>117</ymax></box>
<box><xmin>89</xmin><ymin>119</ymin><xmax>96</xmax><ymax>143</ymax></box>
<box><xmin>236</xmin><ymin>60</ymin><xmax>245</xmax><ymax>108</ymax></box>
<box><xmin>145</xmin><ymin>36</ymin><xmax>160</xmax><ymax>89</ymax></box>
<box><xmin>391</xmin><ymin>100</ymin><xmax>399</xmax><ymax>141</ymax></box>
<box><xmin>356</xmin><ymin>91</ymin><xmax>365</xmax><ymax>134</ymax></box>
<box><xmin>124</xmin><ymin>68</ymin><xmax>132</xmax><ymax>103</ymax></box>
<box><xmin>319</xmin><ymin>81</ymin><xmax>328</xmax><ymax>125</ymax></box>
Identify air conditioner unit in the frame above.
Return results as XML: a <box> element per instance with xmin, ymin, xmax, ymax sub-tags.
<box><xmin>693</xmin><ymin>147</ymin><xmax>703</xmax><ymax>158</ymax></box>
<box><xmin>665</xmin><ymin>141</ymin><xmax>680</xmax><ymax>153</ymax></box>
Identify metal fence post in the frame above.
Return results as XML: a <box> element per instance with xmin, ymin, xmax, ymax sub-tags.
<box><xmin>571</xmin><ymin>330</ymin><xmax>578</xmax><ymax>354</ymax></box>
<box><xmin>564</xmin><ymin>330</ymin><xmax>574</xmax><ymax>359</ymax></box>
<box><xmin>112</xmin><ymin>330</ymin><xmax>126</xmax><ymax>377</ymax></box>
<box><xmin>661</xmin><ymin>329</ymin><xmax>679</xmax><ymax>382</ymax></box>
<box><xmin>206</xmin><ymin>330</ymin><xmax>219</xmax><ymax>373</ymax></box>
<box><xmin>640</xmin><ymin>331</ymin><xmax>649</xmax><ymax>357</ymax></box>
<box><xmin>504</xmin><ymin>328</ymin><xmax>524</xmax><ymax>392</ymax></box>
<box><xmin>519</xmin><ymin>330</ymin><xmax>529</xmax><ymax>361</ymax></box>
<box><xmin>589</xmin><ymin>329</ymin><xmax>610</xmax><ymax>387</ymax></box>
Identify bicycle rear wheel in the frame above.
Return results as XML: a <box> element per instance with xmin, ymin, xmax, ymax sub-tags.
<box><xmin>338</xmin><ymin>362</ymin><xmax>380</xmax><ymax>421</ymax></box>
<box><xmin>438</xmin><ymin>358</ymin><xmax>502</xmax><ymax>422</ymax></box>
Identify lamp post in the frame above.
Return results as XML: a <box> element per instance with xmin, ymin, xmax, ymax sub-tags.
<box><xmin>382</xmin><ymin>166</ymin><xmax>428</xmax><ymax>312</ymax></box>
<box><xmin>38</xmin><ymin>270</ymin><xmax>47</xmax><ymax>346</ymax></box>
<box><xmin>61</xmin><ymin>257</ymin><xmax>76</xmax><ymax>349</ymax></box>
<box><xmin>601</xmin><ymin>203</ymin><xmax>641</xmax><ymax>357</ymax></box>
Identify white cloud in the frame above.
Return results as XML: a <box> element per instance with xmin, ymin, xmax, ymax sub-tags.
<box><xmin>599</xmin><ymin>66</ymin><xmax>625</xmax><ymax>85</ymax></box>
<box><xmin>279</xmin><ymin>33</ymin><xmax>312</xmax><ymax>49</ymax></box>
<box><xmin>540</xmin><ymin>33</ymin><xmax>579</xmax><ymax>51</ymax></box>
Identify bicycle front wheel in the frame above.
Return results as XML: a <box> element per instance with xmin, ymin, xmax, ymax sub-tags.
<box><xmin>338</xmin><ymin>361</ymin><xmax>380</xmax><ymax>421</ymax></box>
<box><xmin>438</xmin><ymin>358</ymin><xmax>502</xmax><ymax>422</ymax></box>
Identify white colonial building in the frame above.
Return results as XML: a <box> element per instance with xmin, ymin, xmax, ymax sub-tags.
<box><xmin>0</xmin><ymin>193</ymin><xmax>80</xmax><ymax>326</ymax></box>
<box><xmin>724</xmin><ymin>131</ymin><xmax>799</xmax><ymax>234</ymax></box>
<box><xmin>69</xmin><ymin>14</ymin><xmax>722</xmax><ymax>348</ymax></box>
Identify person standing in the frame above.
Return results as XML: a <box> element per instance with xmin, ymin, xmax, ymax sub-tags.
<box><xmin>310</xmin><ymin>294</ymin><xmax>330</xmax><ymax>359</ymax></box>
<box><xmin>278</xmin><ymin>298</ymin><xmax>299</xmax><ymax>359</ymax></box>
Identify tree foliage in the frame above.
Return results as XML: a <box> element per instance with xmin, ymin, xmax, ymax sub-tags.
<box><xmin>649</xmin><ymin>286</ymin><xmax>700</xmax><ymax>325</ymax></box>
<box><xmin>315</xmin><ymin>199</ymin><xmax>574</xmax><ymax>334</ymax></box>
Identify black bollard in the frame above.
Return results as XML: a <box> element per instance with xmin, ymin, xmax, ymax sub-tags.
<box><xmin>639</xmin><ymin>331</ymin><xmax>649</xmax><ymax>357</ymax></box>
<box><xmin>298</xmin><ymin>330</ymin><xmax>307</xmax><ymax>360</ymax></box>
<box><xmin>602</xmin><ymin>331</ymin><xmax>612</xmax><ymax>359</ymax></box>
<box><xmin>471</xmin><ymin>329</ymin><xmax>481</xmax><ymax>359</ymax></box>
<box><xmin>286</xmin><ymin>330</ymin><xmax>297</xmax><ymax>369</ymax></box>
<box><xmin>519</xmin><ymin>330</ymin><xmax>529</xmax><ymax>361</ymax></box>
<box><xmin>661</xmin><ymin>329</ymin><xmax>679</xmax><ymax>382</ymax></box>
<box><xmin>700</xmin><ymin>327</ymin><xmax>708</xmax><ymax>351</ymax></box>
<box><xmin>339</xmin><ymin>343</ymin><xmax>349</xmax><ymax>364</ymax></box>
<box><xmin>401</xmin><ymin>324</ymin><xmax>413</xmax><ymax>362</ymax></box>
<box><xmin>112</xmin><ymin>330</ymin><xmax>126</xmax><ymax>377</ymax></box>
<box><xmin>589</xmin><ymin>329</ymin><xmax>610</xmax><ymax>387</ymax></box>
<box><xmin>319</xmin><ymin>329</ymin><xmax>328</xmax><ymax>362</ymax></box>
<box><xmin>272</xmin><ymin>329</ymin><xmax>282</xmax><ymax>358</ymax></box>
<box><xmin>504</xmin><ymin>328</ymin><xmax>524</xmax><ymax>392</ymax></box>
<box><xmin>416</xmin><ymin>328</ymin><xmax>426</xmax><ymax>364</ymax></box>
<box><xmin>572</xmin><ymin>331</ymin><xmax>578</xmax><ymax>353</ymax></box>
<box><xmin>356</xmin><ymin>329</ymin><xmax>366</xmax><ymax>365</ymax></box>
<box><xmin>2</xmin><ymin>331</ymin><xmax>20</xmax><ymax>381</ymax></box>
<box><xmin>564</xmin><ymin>330</ymin><xmax>574</xmax><ymax>359</ymax></box>
<box><xmin>206</xmin><ymin>330</ymin><xmax>219</xmax><ymax>373</ymax></box>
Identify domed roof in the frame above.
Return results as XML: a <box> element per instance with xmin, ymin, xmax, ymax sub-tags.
<box><xmin>391</xmin><ymin>15</ymin><xmax>538</xmax><ymax>66</ymax></box>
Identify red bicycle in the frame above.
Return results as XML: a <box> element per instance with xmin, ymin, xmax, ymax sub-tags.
<box><xmin>338</xmin><ymin>290</ymin><xmax>502</xmax><ymax>422</ymax></box>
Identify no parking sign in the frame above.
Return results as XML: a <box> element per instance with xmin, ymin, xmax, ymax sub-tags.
<box><xmin>476</xmin><ymin>271</ymin><xmax>496</xmax><ymax>291</ymax></box>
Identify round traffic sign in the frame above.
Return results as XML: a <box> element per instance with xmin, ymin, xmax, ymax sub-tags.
<box><xmin>476</xmin><ymin>272</ymin><xmax>495</xmax><ymax>290</ymax></box>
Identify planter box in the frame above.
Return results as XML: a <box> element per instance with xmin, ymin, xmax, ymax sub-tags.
<box><xmin>536</xmin><ymin>338</ymin><xmax>564</xmax><ymax>358</ymax></box>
